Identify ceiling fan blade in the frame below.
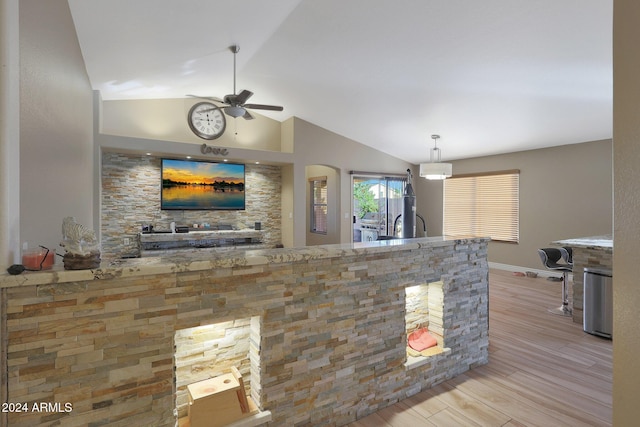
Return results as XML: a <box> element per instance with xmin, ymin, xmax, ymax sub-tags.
<box><xmin>244</xmin><ymin>103</ymin><xmax>284</xmax><ymax>112</ymax></box>
<box><xmin>235</xmin><ymin>89</ymin><xmax>254</xmax><ymax>105</ymax></box>
<box><xmin>186</xmin><ymin>94</ymin><xmax>226</xmax><ymax>103</ymax></box>
<box><xmin>243</xmin><ymin>110</ymin><xmax>254</xmax><ymax>120</ymax></box>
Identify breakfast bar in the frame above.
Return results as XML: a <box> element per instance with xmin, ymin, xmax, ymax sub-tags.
<box><xmin>553</xmin><ymin>235</ymin><xmax>613</xmax><ymax>324</ymax></box>
<box><xmin>0</xmin><ymin>236</ymin><xmax>488</xmax><ymax>427</ymax></box>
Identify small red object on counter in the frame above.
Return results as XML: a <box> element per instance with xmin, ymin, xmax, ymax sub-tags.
<box><xmin>408</xmin><ymin>328</ymin><xmax>437</xmax><ymax>352</ymax></box>
<box><xmin>22</xmin><ymin>249</ymin><xmax>54</xmax><ymax>270</ymax></box>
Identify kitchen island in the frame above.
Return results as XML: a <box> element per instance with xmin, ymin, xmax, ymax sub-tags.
<box><xmin>553</xmin><ymin>235</ymin><xmax>613</xmax><ymax>324</ymax></box>
<box><xmin>0</xmin><ymin>236</ymin><xmax>489</xmax><ymax>427</ymax></box>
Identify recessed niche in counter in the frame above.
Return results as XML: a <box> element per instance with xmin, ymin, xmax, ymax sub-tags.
<box><xmin>174</xmin><ymin>316</ymin><xmax>261</xmax><ymax>421</ymax></box>
<box><xmin>405</xmin><ymin>281</ymin><xmax>447</xmax><ymax>366</ymax></box>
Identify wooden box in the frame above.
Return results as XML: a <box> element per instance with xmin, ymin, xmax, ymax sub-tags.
<box><xmin>188</xmin><ymin>372</ymin><xmax>244</xmax><ymax>427</ymax></box>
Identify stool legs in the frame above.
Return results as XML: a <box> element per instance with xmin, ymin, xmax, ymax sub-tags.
<box><xmin>548</xmin><ymin>270</ymin><xmax>572</xmax><ymax>316</ymax></box>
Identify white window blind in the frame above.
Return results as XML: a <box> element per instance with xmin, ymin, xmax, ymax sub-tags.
<box><xmin>443</xmin><ymin>170</ymin><xmax>519</xmax><ymax>243</ymax></box>
<box><xmin>310</xmin><ymin>176</ymin><xmax>328</xmax><ymax>234</ymax></box>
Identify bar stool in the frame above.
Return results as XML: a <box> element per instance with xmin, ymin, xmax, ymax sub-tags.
<box><xmin>537</xmin><ymin>248</ymin><xmax>573</xmax><ymax>316</ymax></box>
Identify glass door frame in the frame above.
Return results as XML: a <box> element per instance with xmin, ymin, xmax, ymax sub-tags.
<box><xmin>350</xmin><ymin>172</ymin><xmax>407</xmax><ymax>243</ymax></box>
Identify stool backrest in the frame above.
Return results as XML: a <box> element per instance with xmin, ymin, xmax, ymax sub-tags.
<box><xmin>538</xmin><ymin>247</ymin><xmax>562</xmax><ymax>268</ymax></box>
<box><xmin>560</xmin><ymin>246</ymin><xmax>573</xmax><ymax>264</ymax></box>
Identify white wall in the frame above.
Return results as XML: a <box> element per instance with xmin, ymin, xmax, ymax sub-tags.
<box><xmin>19</xmin><ymin>0</ymin><xmax>94</xmax><ymax>252</ymax></box>
<box><xmin>613</xmin><ymin>0</ymin><xmax>640</xmax><ymax>422</ymax></box>
<box><xmin>0</xmin><ymin>0</ymin><xmax>20</xmax><ymax>265</ymax></box>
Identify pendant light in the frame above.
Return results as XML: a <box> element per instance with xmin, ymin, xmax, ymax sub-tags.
<box><xmin>419</xmin><ymin>134</ymin><xmax>452</xmax><ymax>180</ymax></box>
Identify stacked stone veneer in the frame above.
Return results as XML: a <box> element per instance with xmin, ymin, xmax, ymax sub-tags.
<box><xmin>405</xmin><ymin>283</ymin><xmax>430</xmax><ymax>334</ymax></box>
<box><xmin>1</xmin><ymin>238</ymin><xmax>488</xmax><ymax>427</ymax></box>
<box><xmin>570</xmin><ymin>246</ymin><xmax>613</xmax><ymax>324</ymax></box>
<box><xmin>101</xmin><ymin>152</ymin><xmax>282</xmax><ymax>259</ymax></box>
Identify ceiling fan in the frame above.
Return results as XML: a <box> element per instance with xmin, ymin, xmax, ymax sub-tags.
<box><xmin>188</xmin><ymin>45</ymin><xmax>284</xmax><ymax>120</ymax></box>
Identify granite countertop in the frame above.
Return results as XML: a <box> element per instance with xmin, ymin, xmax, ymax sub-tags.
<box><xmin>0</xmin><ymin>236</ymin><xmax>489</xmax><ymax>289</ymax></box>
<box><xmin>553</xmin><ymin>235</ymin><xmax>613</xmax><ymax>250</ymax></box>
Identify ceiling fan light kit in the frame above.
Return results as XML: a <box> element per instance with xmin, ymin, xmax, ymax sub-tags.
<box><xmin>225</xmin><ymin>105</ymin><xmax>247</xmax><ymax>118</ymax></box>
<box><xmin>419</xmin><ymin>134</ymin><xmax>453</xmax><ymax>180</ymax></box>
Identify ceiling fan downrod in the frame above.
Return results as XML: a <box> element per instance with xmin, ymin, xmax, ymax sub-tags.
<box><xmin>229</xmin><ymin>45</ymin><xmax>239</xmax><ymax>96</ymax></box>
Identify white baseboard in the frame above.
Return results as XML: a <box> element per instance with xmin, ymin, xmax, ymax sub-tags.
<box><xmin>488</xmin><ymin>262</ymin><xmax>569</xmax><ymax>280</ymax></box>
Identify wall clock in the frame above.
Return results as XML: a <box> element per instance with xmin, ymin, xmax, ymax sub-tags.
<box><xmin>187</xmin><ymin>102</ymin><xmax>226</xmax><ymax>140</ymax></box>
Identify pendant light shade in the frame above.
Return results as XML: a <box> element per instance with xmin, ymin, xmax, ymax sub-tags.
<box><xmin>420</xmin><ymin>162</ymin><xmax>452</xmax><ymax>179</ymax></box>
<box><xmin>419</xmin><ymin>134</ymin><xmax>452</xmax><ymax>180</ymax></box>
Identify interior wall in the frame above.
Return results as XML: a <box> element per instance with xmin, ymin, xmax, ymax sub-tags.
<box><xmin>101</xmin><ymin>98</ymin><xmax>283</xmax><ymax>152</ymax></box>
<box><xmin>290</xmin><ymin>118</ymin><xmax>414</xmax><ymax>246</ymax></box>
<box><xmin>0</xmin><ymin>0</ymin><xmax>20</xmax><ymax>266</ymax></box>
<box><xmin>280</xmin><ymin>119</ymin><xmax>295</xmax><ymax>247</ymax></box>
<box><xmin>280</xmin><ymin>165</ymin><xmax>294</xmax><ymax>247</ymax></box>
<box><xmin>19</xmin><ymin>0</ymin><xmax>93</xmax><ymax>252</ymax></box>
<box><xmin>305</xmin><ymin>164</ymin><xmax>340</xmax><ymax>246</ymax></box>
<box><xmin>613</xmin><ymin>0</ymin><xmax>640</xmax><ymax>422</ymax></box>
<box><xmin>96</xmin><ymin>111</ymin><xmax>413</xmax><ymax>248</ymax></box>
<box><xmin>416</xmin><ymin>179</ymin><xmax>444</xmax><ymax>239</ymax></box>
<box><xmin>416</xmin><ymin>139</ymin><xmax>613</xmax><ymax>270</ymax></box>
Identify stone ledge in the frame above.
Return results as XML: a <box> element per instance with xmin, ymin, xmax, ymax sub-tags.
<box><xmin>0</xmin><ymin>236</ymin><xmax>490</xmax><ymax>289</ymax></box>
<box><xmin>178</xmin><ymin>407</ymin><xmax>272</xmax><ymax>427</ymax></box>
<box><xmin>405</xmin><ymin>347</ymin><xmax>452</xmax><ymax>370</ymax></box>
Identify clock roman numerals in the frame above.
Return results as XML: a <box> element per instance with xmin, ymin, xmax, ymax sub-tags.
<box><xmin>187</xmin><ymin>102</ymin><xmax>227</xmax><ymax>140</ymax></box>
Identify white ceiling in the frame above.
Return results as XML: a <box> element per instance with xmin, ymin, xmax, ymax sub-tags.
<box><xmin>67</xmin><ymin>0</ymin><xmax>612</xmax><ymax>163</ymax></box>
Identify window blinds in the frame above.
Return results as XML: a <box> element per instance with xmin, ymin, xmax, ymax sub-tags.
<box><xmin>443</xmin><ymin>170</ymin><xmax>519</xmax><ymax>243</ymax></box>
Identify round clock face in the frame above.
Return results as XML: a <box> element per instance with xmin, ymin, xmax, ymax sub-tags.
<box><xmin>188</xmin><ymin>102</ymin><xmax>226</xmax><ymax>140</ymax></box>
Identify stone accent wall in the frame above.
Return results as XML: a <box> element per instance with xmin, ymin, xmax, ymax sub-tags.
<box><xmin>428</xmin><ymin>280</ymin><xmax>445</xmax><ymax>346</ymax></box>
<box><xmin>101</xmin><ymin>152</ymin><xmax>282</xmax><ymax>259</ymax></box>
<box><xmin>571</xmin><ymin>247</ymin><xmax>613</xmax><ymax>324</ymax></box>
<box><xmin>3</xmin><ymin>239</ymin><xmax>488</xmax><ymax>427</ymax></box>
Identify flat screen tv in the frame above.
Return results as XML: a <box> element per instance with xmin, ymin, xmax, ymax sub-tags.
<box><xmin>161</xmin><ymin>158</ymin><xmax>245</xmax><ymax>210</ymax></box>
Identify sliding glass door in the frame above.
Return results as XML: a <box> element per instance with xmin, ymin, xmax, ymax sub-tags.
<box><xmin>351</xmin><ymin>175</ymin><xmax>405</xmax><ymax>242</ymax></box>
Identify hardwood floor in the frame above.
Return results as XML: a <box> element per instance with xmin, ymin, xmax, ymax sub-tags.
<box><xmin>347</xmin><ymin>269</ymin><xmax>613</xmax><ymax>427</ymax></box>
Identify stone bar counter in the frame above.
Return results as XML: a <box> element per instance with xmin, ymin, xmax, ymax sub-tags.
<box><xmin>0</xmin><ymin>236</ymin><xmax>489</xmax><ymax>427</ymax></box>
<box><xmin>553</xmin><ymin>235</ymin><xmax>613</xmax><ymax>324</ymax></box>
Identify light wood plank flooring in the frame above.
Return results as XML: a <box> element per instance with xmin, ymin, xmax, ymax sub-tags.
<box><xmin>347</xmin><ymin>269</ymin><xmax>612</xmax><ymax>427</ymax></box>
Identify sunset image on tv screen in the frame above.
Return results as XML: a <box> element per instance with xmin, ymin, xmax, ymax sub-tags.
<box><xmin>161</xmin><ymin>159</ymin><xmax>245</xmax><ymax>210</ymax></box>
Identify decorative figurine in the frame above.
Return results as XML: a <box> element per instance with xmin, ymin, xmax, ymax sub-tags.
<box><xmin>60</xmin><ymin>217</ymin><xmax>101</xmax><ymax>269</ymax></box>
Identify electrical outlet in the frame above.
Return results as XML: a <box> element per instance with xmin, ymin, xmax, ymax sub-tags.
<box><xmin>124</xmin><ymin>238</ymin><xmax>130</xmax><ymax>245</ymax></box>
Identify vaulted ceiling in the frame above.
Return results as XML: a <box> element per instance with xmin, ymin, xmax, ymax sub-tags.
<box><xmin>68</xmin><ymin>0</ymin><xmax>612</xmax><ymax>163</ymax></box>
